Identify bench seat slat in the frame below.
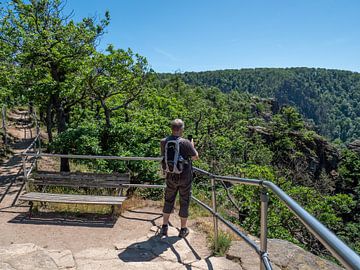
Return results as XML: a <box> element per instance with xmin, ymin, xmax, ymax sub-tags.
<box><xmin>30</xmin><ymin>180</ymin><xmax>129</xmax><ymax>187</ymax></box>
<box><xmin>35</xmin><ymin>171</ymin><xmax>129</xmax><ymax>177</ymax></box>
<box><xmin>34</xmin><ymin>175</ymin><xmax>130</xmax><ymax>181</ymax></box>
<box><xmin>32</xmin><ymin>178</ymin><xmax>130</xmax><ymax>183</ymax></box>
<box><xmin>19</xmin><ymin>192</ymin><xmax>126</xmax><ymax>205</ymax></box>
<box><xmin>34</xmin><ymin>175</ymin><xmax>129</xmax><ymax>181</ymax></box>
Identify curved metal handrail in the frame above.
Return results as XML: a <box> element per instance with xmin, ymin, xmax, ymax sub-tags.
<box><xmin>193</xmin><ymin>166</ymin><xmax>360</xmax><ymax>270</ymax></box>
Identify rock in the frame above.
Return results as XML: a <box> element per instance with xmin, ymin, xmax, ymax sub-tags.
<box><xmin>0</xmin><ymin>221</ymin><xmax>241</xmax><ymax>270</ymax></box>
<box><xmin>0</xmin><ymin>262</ymin><xmax>16</xmax><ymax>270</ymax></box>
<box><xmin>348</xmin><ymin>140</ymin><xmax>360</xmax><ymax>154</ymax></box>
<box><xmin>116</xmin><ymin>226</ymin><xmax>201</xmax><ymax>264</ymax></box>
<box><xmin>226</xmin><ymin>240</ymin><xmax>260</xmax><ymax>270</ymax></box>
<box><xmin>47</xmin><ymin>249</ymin><xmax>76</xmax><ymax>269</ymax></box>
<box><xmin>269</xmin><ymin>239</ymin><xmax>343</xmax><ymax>270</ymax></box>
<box><xmin>74</xmin><ymin>247</ymin><xmax>188</xmax><ymax>270</ymax></box>
<box><xmin>0</xmin><ymin>243</ymin><xmax>59</xmax><ymax>270</ymax></box>
<box><xmin>227</xmin><ymin>239</ymin><xmax>344</xmax><ymax>270</ymax></box>
<box><xmin>114</xmin><ymin>236</ymin><xmax>150</xmax><ymax>250</ymax></box>
<box><xmin>76</xmin><ymin>259</ymin><xmax>186</xmax><ymax>270</ymax></box>
<box><xmin>191</xmin><ymin>256</ymin><xmax>241</xmax><ymax>270</ymax></box>
<box><xmin>158</xmin><ymin>237</ymin><xmax>199</xmax><ymax>264</ymax></box>
<box><xmin>74</xmin><ymin>247</ymin><xmax>119</xmax><ymax>261</ymax></box>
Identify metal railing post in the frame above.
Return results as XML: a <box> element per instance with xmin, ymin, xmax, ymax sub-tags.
<box><xmin>211</xmin><ymin>177</ymin><xmax>219</xmax><ymax>252</ymax></box>
<box><xmin>260</xmin><ymin>188</ymin><xmax>270</xmax><ymax>270</ymax></box>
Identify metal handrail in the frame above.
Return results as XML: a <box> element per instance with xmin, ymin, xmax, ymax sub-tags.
<box><xmin>193</xmin><ymin>166</ymin><xmax>360</xmax><ymax>270</ymax></box>
<box><xmin>20</xmin><ymin>150</ymin><xmax>360</xmax><ymax>270</ymax></box>
<box><xmin>263</xmin><ymin>181</ymin><xmax>360</xmax><ymax>270</ymax></box>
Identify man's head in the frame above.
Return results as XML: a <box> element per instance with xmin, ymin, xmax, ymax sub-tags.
<box><xmin>171</xmin><ymin>119</ymin><xmax>184</xmax><ymax>136</ymax></box>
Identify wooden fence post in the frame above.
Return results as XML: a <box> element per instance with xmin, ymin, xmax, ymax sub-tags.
<box><xmin>2</xmin><ymin>106</ymin><xmax>7</xmax><ymax>146</ymax></box>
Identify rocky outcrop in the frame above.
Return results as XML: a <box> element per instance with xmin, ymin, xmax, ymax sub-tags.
<box><xmin>0</xmin><ymin>243</ymin><xmax>76</xmax><ymax>270</ymax></box>
<box><xmin>248</xmin><ymin>124</ymin><xmax>341</xmax><ymax>191</ymax></box>
<box><xmin>0</xmin><ymin>226</ymin><xmax>241</xmax><ymax>270</ymax></box>
<box><xmin>0</xmin><ymin>237</ymin><xmax>346</xmax><ymax>269</ymax></box>
<box><xmin>227</xmin><ymin>239</ymin><xmax>344</xmax><ymax>270</ymax></box>
<box><xmin>348</xmin><ymin>140</ymin><xmax>360</xmax><ymax>154</ymax></box>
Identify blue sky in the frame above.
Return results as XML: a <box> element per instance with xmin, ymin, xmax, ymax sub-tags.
<box><xmin>64</xmin><ymin>0</ymin><xmax>360</xmax><ymax>73</ymax></box>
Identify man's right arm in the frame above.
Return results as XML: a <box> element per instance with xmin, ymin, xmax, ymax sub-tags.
<box><xmin>190</xmin><ymin>139</ymin><xmax>199</xmax><ymax>160</ymax></box>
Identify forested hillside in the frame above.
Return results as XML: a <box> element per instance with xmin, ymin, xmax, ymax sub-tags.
<box><xmin>1</xmin><ymin>0</ymin><xmax>359</xmax><ymax>262</ymax></box>
<box><xmin>160</xmin><ymin>68</ymin><xmax>360</xmax><ymax>143</ymax></box>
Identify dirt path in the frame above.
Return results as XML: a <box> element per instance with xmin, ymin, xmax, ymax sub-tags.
<box><xmin>0</xmin><ymin>110</ymin><xmax>33</xmax><ymax>208</ymax></box>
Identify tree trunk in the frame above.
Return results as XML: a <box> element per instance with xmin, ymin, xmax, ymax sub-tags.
<box><xmin>29</xmin><ymin>102</ymin><xmax>34</xmax><ymax>114</ymax></box>
<box><xmin>49</xmin><ymin>64</ymin><xmax>71</xmax><ymax>171</ymax></box>
<box><xmin>100</xmin><ymin>99</ymin><xmax>111</xmax><ymax>128</ymax></box>
<box><xmin>54</xmin><ymin>95</ymin><xmax>70</xmax><ymax>172</ymax></box>
<box><xmin>46</xmin><ymin>100</ymin><xmax>53</xmax><ymax>143</ymax></box>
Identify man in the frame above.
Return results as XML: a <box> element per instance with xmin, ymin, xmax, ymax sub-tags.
<box><xmin>161</xmin><ymin>119</ymin><xmax>199</xmax><ymax>238</ymax></box>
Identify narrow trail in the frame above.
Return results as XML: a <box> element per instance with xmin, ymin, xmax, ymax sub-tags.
<box><xmin>0</xmin><ymin>110</ymin><xmax>34</xmax><ymax>208</ymax></box>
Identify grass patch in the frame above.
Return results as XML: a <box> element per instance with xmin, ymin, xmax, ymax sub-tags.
<box><xmin>32</xmin><ymin>201</ymin><xmax>113</xmax><ymax>215</ymax></box>
<box><xmin>189</xmin><ymin>200</ymin><xmax>211</xmax><ymax>219</ymax></box>
<box><xmin>195</xmin><ymin>219</ymin><xmax>232</xmax><ymax>256</ymax></box>
<box><xmin>210</xmin><ymin>231</ymin><xmax>232</xmax><ymax>256</ymax></box>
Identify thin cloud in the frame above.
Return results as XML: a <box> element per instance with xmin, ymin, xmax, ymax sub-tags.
<box><xmin>154</xmin><ymin>48</ymin><xmax>180</xmax><ymax>62</ymax></box>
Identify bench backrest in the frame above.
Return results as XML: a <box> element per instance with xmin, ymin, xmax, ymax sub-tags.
<box><xmin>30</xmin><ymin>171</ymin><xmax>130</xmax><ymax>189</ymax></box>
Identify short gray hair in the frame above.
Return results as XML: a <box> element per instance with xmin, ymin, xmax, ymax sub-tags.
<box><xmin>171</xmin><ymin>119</ymin><xmax>184</xmax><ymax>130</ymax></box>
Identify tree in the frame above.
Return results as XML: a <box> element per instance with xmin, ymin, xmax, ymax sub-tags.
<box><xmin>84</xmin><ymin>45</ymin><xmax>150</xmax><ymax>129</ymax></box>
<box><xmin>0</xmin><ymin>0</ymin><xmax>109</xmax><ymax>170</ymax></box>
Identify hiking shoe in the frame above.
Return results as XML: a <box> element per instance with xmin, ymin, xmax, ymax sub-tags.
<box><xmin>178</xmin><ymin>227</ymin><xmax>189</xmax><ymax>238</ymax></box>
<box><xmin>161</xmin><ymin>224</ymin><xmax>168</xmax><ymax>236</ymax></box>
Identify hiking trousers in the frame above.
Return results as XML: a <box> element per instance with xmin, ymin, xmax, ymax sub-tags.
<box><xmin>163</xmin><ymin>172</ymin><xmax>192</xmax><ymax>218</ymax></box>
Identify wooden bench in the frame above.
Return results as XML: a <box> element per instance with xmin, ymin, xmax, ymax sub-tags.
<box><xmin>19</xmin><ymin>171</ymin><xmax>130</xmax><ymax>218</ymax></box>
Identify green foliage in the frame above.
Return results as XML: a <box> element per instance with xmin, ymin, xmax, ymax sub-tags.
<box><xmin>50</xmin><ymin>125</ymin><xmax>102</xmax><ymax>155</ymax></box>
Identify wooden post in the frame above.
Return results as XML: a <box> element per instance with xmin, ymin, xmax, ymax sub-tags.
<box><xmin>2</xmin><ymin>106</ymin><xmax>7</xmax><ymax>146</ymax></box>
<box><xmin>28</xmin><ymin>110</ymin><xmax>33</xmax><ymax>138</ymax></box>
<box><xmin>33</xmin><ymin>111</ymin><xmax>41</xmax><ymax>153</ymax></box>
<box><xmin>211</xmin><ymin>177</ymin><xmax>219</xmax><ymax>252</ymax></box>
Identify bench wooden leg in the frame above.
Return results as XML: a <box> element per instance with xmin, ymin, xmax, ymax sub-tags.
<box><xmin>110</xmin><ymin>205</ymin><xmax>122</xmax><ymax>220</ymax></box>
<box><xmin>108</xmin><ymin>205</ymin><xmax>115</xmax><ymax>220</ymax></box>
<box><xmin>28</xmin><ymin>201</ymin><xmax>33</xmax><ymax>218</ymax></box>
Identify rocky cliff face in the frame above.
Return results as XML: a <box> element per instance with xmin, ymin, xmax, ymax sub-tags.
<box><xmin>248</xmin><ymin>125</ymin><xmax>341</xmax><ymax>192</ymax></box>
<box><xmin>348</xmin><ymin>140</ymin><xmax>360</xmax><ymax>154</ymax></box>
<box><xmin>227</xmin><ymin>239</ymin><xmax>344</xmax><ymax>270</ymax></box>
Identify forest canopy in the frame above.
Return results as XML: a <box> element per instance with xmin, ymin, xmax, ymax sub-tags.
<box><xmin>160</xmin><ymin>68</ymin><xmax>360</xmax><ymax>143</ymax></box>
